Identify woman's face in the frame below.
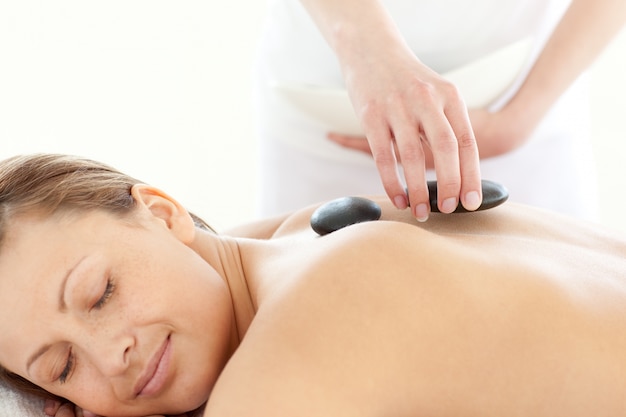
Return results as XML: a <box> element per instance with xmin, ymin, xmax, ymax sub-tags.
<box><xmin>0</xmin><ymin>196</ymin><xmax>235</xmax><ymax>416</ymax></box>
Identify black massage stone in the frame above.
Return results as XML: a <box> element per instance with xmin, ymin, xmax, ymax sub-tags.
<box><xmin>310</xmin><ymin>180</ymin><xmax>509</xmax><ymax>236</ymax></box>
<box><xmin>310</xmin><ymin>196</ymin><xmax>382</xmax><ymax>236</ymax></box>
<box><xmin>424</xmin><ymin>179</ymin><xmax>509</xmax><ymax>213</ymax></box>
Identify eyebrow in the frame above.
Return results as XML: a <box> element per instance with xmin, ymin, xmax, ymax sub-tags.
<box><xmin>59</xmin><ymin>255</ymin><xmax>87</xmax><ymax>312</ymax></box>
<box><xmin>26</xmin><ymin>257</ymin><xmax>85</xmax><ymax>374</ymax></box>
<box><xmin>26</xmin><ymin>344</ymin><xmax>52</xmax><ymax>373</ymax></box>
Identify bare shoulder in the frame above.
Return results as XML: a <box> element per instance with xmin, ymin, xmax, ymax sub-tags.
<box><xmin>249</xmin><ymin>195</ymin><xmax>626</xmax><ymax>254</ymax></box>
<box><xmin>206</xmin><ymin>209</ymin><xmax>626</xmax><ymax>417</ymax></box>
<box><xmin>204</xmin><ymin>221</ymin><xmax>492</xmax><ymax>417</ymax></box>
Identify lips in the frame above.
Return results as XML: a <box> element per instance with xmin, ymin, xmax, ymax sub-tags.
<box><xmin>134</xmin><ymin>335</ymin><xmax>172</xmax><ymax>397</ymax></box>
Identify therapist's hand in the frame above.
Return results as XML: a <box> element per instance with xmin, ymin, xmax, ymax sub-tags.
<box><xmin>327</xmin><ymin>107</ymin><xmax>537</xmax><ymax>168</ymax></box>
<box><xmin>300</xmin><ymin>0</ymin><xmax>482</xmax><ymax>221</ymax></box>
<box><xmin>325</xmin><ymin>40</ymin><xmax>484</xmax><ymax>220</ymax></box>
<box><xmin>343</xmin><ymin>51</ymin><xmax>482</xmax><ymax>221</ymax></box>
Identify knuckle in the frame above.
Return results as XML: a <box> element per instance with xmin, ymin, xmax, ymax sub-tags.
<box><xmin>384</xmin><ymin>93</ymin><xmax>415</xmax><ymax>119</ymax></box>
<box><xmin>359</xmin><ymin>101</ymin><xmax>386</xmax><ymax>128</ymax></box>
<box><xmin>411</xmin><ymin>81</ymin><xmax>437</xmax><ymax>103</ymax></box>
<box><xmin>359</xmin><ymin>101</ymin><xmax>379</xmax><ymax>120</ymax></box>
<box><xmin>384</xmin><ymin>91</ymin><xmax>403</xmax><ymax>107</ymax></box>
<box><xmin>456</xmin><ymin>131</ymin><xmax>477</xmax><ymax>149</ymax></box>
<box><xmin>431</xmin><ymin>136</ymin><xmax>458</xmax><ymax>154</ymax></box>
<box><xmin>397</xmin><ymin>143</ymin><xmax>425</xmax><ymax>162</ymax></box>
<box><xmin>440</xmin><ymin>79</ymin><xmax>461</xmax><ymax>99</ymax></box>
<box><xmin>359</xmin><ymin>100</ymin><xmax>384</xmax><ymax>120</ymax></box>
<box><xmin>438</xmin><ymin>177</ymin><xmax>462</xmax><ymax>194</ymax></box>
<box><xmin>372</xmin><ymin>151</ymin><xmax>396</xmax><ymax>167</ymax></box>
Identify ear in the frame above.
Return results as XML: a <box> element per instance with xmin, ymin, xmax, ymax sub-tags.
<box><xmin>130</xmin><ymin>184</ymin><xmax>196</xmax><ymax>244</ymax></box>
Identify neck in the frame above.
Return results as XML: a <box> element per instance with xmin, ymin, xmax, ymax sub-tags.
<box><xmin>191</xmin><ymin>229</ymin><xmax>256</xmax><ymax>345</ymax></box>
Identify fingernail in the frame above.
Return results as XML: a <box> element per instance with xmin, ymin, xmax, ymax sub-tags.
<box><xmin>415</xmin><ymin>203</ymin><xmax>429</xmax><ymax>222</ymax></box>
<box><xmin>441</xmin><ymin>197</ymin><xmax>457</xmax><ymax>213</ymax></box>
<box><xmin>464</xmin><ymin>191</ymin><xmax>481</xmax><ymax>211</ymax></box>
<box><xmin>394</xmin><ymin>195</ymin><xmax>408</xmax><ymax>210</ymax></box>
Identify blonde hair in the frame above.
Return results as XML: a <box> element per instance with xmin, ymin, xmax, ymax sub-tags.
<box><xmin>0</xmin><ymin>153</ymin><xmax>213</xmax><ymax>399</ymax></box>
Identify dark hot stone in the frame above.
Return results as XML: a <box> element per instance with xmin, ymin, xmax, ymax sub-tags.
<box><xmin>423</xmin><ymin>179</ymin><xmax>509</xmax><ymax>213</ymax></box>
<box><xmin>310</xmin><ymin>196</ymin><xmax>382</xmax><ymax>236</ymax></box>
<box><xmin>310</xmin><ymin>180</ymin><xmax>509</xmax><ymax>236</ymax></box>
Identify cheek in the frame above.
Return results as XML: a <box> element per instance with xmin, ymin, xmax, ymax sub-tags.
<box><xmin>160</xmin><ymin>259</ymin><xmax>233</xmax><ymax>323</ymax></box>
<box><xmin>178</xmin><ymin>270</ymin><xmax>235</xmax><ymax>350</ymax></box>
<box><xmin>54</xmin><ymin>377</ymin><xmax>117</xmax><ymax>415</ymax></box>
<box><xmin>120</xmin><ymin>241</ymin><xmax>225</xmax><ymax>311</ymax></box>
<box><xmin>157</xmin><ymin>275</ymin><xmax>235</xmax><ymax>411</ymax></box>
<box><xmin>120</xmin><ymin>241</ymin><xmax>236</xmax><ymax>395</ymax></box>
<box><xmin>121</xmin><ymin>266</ymin><xmax>233</xmax><ymax>333</ymax></box>
<box><xmin>138</xmin><ymin>253</ymin><xmax>235</xmax><ymax>358</ymax></box>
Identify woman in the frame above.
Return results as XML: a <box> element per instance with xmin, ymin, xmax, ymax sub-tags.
<box><xmin>254</xmin><ymin>0</ymin><xmax>626</xmax><ymax>220</ymax></box>
<box><xmin>1</xmin><ymin>153</ymin><xmax>626</xmax><ymax>417</ymax></box>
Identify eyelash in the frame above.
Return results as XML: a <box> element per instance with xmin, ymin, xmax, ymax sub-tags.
<box><xmin>93</xmin><ymin>278</ymin><xmax>115</xmax><ymax>310</ymax></box>
<box><xmin>58</xmin><ymin>278</ymin><xmax>115</xmax><ymax>384</ymax></box>
<box><xmin>58</xmin><ymin>349</ymin><xmax>74</xmax><ymax>384</ymax></box>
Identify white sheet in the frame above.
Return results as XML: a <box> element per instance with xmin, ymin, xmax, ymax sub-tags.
<box><xmin>0</xmin><ymin>378</ymin><xmax>44</xmax><ymax>417</ymax></box>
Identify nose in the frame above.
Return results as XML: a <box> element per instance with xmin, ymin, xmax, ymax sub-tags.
<box><xmin>76</xmin><ymin>321</ymin><xmax>135</xmax><ymax>377</ymax></box>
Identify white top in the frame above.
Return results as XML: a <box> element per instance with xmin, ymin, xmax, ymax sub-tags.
<box><xmin>254</xmin><ymin>0</ymin><xmax>598</xmax><ymax>220</ymax></box>
<box><xmin>260</xmin><ymin>0</ymin><xmax>570</xmax><ymax>86</ymax></box>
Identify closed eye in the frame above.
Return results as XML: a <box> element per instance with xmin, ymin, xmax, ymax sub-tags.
<box><xmin>93</xmin><ymin>278</ymin><xmax>115</xmax><ymax>310</ymax></box>
<box><xmin>58</xmin><ymin>349</ymin><xmax>74</xmax><ymax>384</ymax></box>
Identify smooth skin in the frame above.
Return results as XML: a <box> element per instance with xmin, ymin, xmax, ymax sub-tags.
<box><xmin>302</xmin><ymin>0</ymin><xmax>626</xmax><ymax>219</ymax></box>
<box><xmin>2</xmin><ymin>187</ymin><xmax>626</xmax><ymax>416</ymax></box>
<box><xmin>0</xmin><ymin>186</ymin><xmax>236</xmax><ymax>417</ymax></box>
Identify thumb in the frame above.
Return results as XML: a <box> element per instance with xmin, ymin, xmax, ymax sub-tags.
<box><xmin>327</xmin><ymin>133</ymin><xmax>373</xmax><ymax>155</ymax></box>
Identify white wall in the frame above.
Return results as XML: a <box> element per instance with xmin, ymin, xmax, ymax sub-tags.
<box><xmin>590</xmin><ymin>27</ymin><xmax>626</xmax><ymax>234</ymax></box>
<box><xmin>1</xmin><ymin>1</ymin><xmax>625</xmax><ymax>233</ymax></box>
<box><xmin>0</xmin><ymin>1</ymin><xmax>269</xmax><ymax>231</ymax></box>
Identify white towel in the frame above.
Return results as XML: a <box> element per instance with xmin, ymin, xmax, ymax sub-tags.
<box><xmin>0</xmin><ymin>378</ymin><xmax>45</xmax><ymax>417</ymax></box>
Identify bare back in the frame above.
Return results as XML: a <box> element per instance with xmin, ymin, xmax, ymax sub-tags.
<box><xmin>209</xmin><ymin>202</ymin><xmax>626</xmax><ymax>416</ymax></box>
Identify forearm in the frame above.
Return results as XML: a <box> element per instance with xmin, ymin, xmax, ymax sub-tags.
<box><xmin>299</xmin><ymin>0</ymin><xmax>412</xmax><ymax>76</ymax></box>
<box><xmin>300</xmin><ymin>0</ymin><xmax>483</xmax><ymax>216</ymax></box>
<box><xmin>504</xmin><ymin>0</ymin><xmax>626</xmax><ymax>133</ymax></box>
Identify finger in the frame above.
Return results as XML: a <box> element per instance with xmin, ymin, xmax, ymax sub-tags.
<box><xmin>391</xmin><ymin>121</ymin><xmax>430</xmax><ymax>221</ymax></box>
<box><xmin>445</xmin><ymin>101</ymin><xmax>482</xmax><ymax>211</ymax></box>
<box><xmin>419</xmin><ymin>108</ymin><xmax>462</xmax><ymax>214</ymax></box>
<box><xmin>362</xmin><ymin>118</ymin><xmax>408</xmax><ymax>210</ymax></box>
<box><xmin>328</xmin><ymin>132</ymin><xmax>406</xmax><ymax>164</ymax></box>
<box><xmin>56</xmin><ymin>402</ymin><xmax>77</xmax><ymax>417</ymax></box>
<box><xmin>326</xmin><ymin>133</ymin><xmax>373</xmax><ymax>155</ymax></box>
<box><xmin>44</xmin><ymin>399</ymin><xmax>62</xmax><ymax>416</ymax></box>
<box><xmin>80</xmin><ymin>409</ymin><xmax>99</xmax><ymax>417</ymax></box>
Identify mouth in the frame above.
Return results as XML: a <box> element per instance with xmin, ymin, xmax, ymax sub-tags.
<box><xmin>134</xmin><ymin>335</ymin><xmax>172</xmax><ymax>397</ymax></box>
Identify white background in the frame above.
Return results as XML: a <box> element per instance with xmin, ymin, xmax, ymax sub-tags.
<box><xmin>1</xmin><ymin>1</ymin><xmax>625</xmax><ymax>233</ymax></box>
